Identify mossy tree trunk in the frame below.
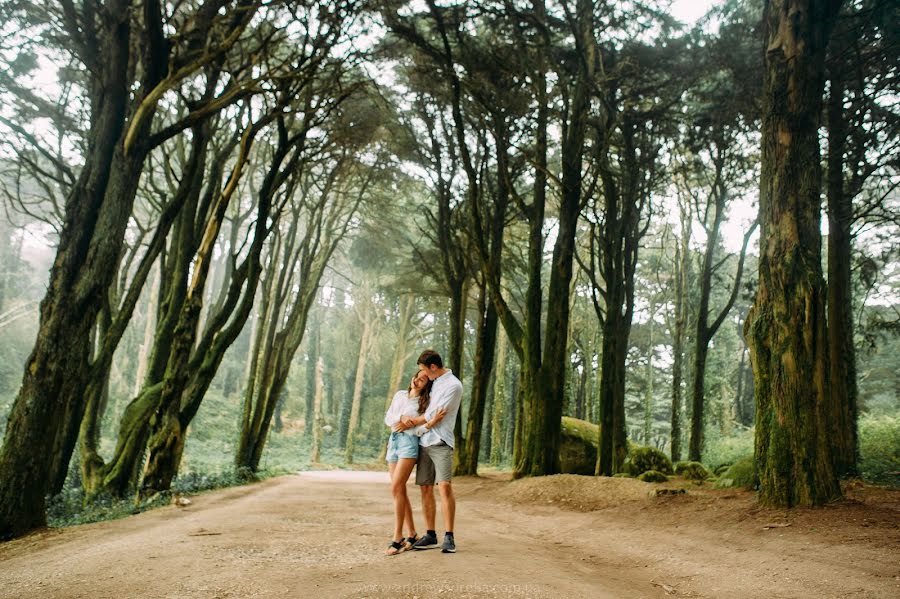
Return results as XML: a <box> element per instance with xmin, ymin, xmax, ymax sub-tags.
<box><xmin>87</xmin><ymin>121</ymin><xmax>228</xmax><ymax>498</ymax></box>
<box><xmin>490</xmin><ymin>330</ymin><xmax>508</xmax><ymax>466</ymax></box>
<box><xmin>456</xmin><ymin>279</ymin><xmax>499</xmax><ymax>475</ymax></box>
<box><xmin>0</xmin><ymin>2</ymin><xmax>134</xmax><ymax>539</ymax></box>
<box><xmin>745</xmin><ymin>0</ymin><xmax>843</xmax><ymax>508</ymax></box>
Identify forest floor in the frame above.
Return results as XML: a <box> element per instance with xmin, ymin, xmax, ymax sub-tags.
<box><xmin>0</xmin><ymin>470</ymin><xmax>897</xmax><ymax>599</ymax></box>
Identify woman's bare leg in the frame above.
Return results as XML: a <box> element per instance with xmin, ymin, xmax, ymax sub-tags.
<box><xmin>404</xmin><ymin>491</ymin><xmax>415</xmax><ymax>538</ymax></box>
<box><xmin>391</xmin><ymin>457</ymin><xmax>417</xmax><ymax>542</ymax></box>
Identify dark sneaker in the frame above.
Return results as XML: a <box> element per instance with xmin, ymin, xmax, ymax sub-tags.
<box><xmin>441</xmin><ymin>535</ymin><xmax>456</xmax><ymax>553</ymax></box>
<box><xmin>412</xmin><ymin>532</ymin><xmax>438</xmax><ymax>550</ymax></box>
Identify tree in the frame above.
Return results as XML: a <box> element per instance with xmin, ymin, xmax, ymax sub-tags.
<box><xmin>745</xmin><ymin>0</ymin><xmax>843</xmax><ymax>508</ymax></box>
<box><xmin>824</xmin><ymin>0</ymin><xmax>900</xmax><ymax>478</ymax></box>
<box><xmin>0</xmin><ymin>0</ymin><xmax>261</xmax><ymax>539</ymax></box>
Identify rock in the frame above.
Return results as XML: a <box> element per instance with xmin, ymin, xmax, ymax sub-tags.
<box><xmin>714</xmin><ymin>456</ymin><xmax>756</xmax><ymax>489</ymax></box>
<box><xmin>674</xmin><ymin>461</ymin><xmax>711</xmax><ymax>481</ymax></box>
<box><xmin>639</xmin><ymin>470</ymin><xmax>669</xmax><ymax>483</ymax></box>
<box><xmin>625</xmin><ymin>446</ymin><xmax>674</xmax><ymax>476</ymax></box>
<box><xmin>559</xmin><ymin>417</ymin><xmax>599</xmax><ymax>475</ymax></box>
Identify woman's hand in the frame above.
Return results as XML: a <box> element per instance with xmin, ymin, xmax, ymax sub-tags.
<box><xmin>393</xmin><ymin>415</ymin><xmax>414</xmax><ymax>432</ymax></box>
<box><xmin>427</xmin><ymin>407</ymin><xmax>448</xmax><ymax>429</ymax></box>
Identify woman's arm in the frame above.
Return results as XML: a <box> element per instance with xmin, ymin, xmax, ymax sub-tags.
<box><xmin>384</xmin><ymin>391</ymin><xmax>406</xmax><ymax>428</ymax></box>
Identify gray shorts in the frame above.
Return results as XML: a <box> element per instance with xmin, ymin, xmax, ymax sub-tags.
<box><xmin>415</xmin><ymin>441</ymin><xmax>453</xmax><ymax>486</ymax></box>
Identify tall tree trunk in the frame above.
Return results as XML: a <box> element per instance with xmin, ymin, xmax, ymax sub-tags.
<box><xmin>0</xmin><ymin>3</ymin><xmax>132</xmax><ymax>538</ymax></box>
<box><xmin>133</xmin><ymin>263</ymin><xmax>161</xmax><ymax>397</ymax></box>
<box><xmin>449</xmin><ymin>281</ymin><xmax>468</xmax><ymax>449</ymax></box>
<box><xmin>490</xmin><ymin>330</ymin><xmax>508</xmax><ymax>466</ymax></box>
<box><xmin>745</xmin><ymin>0</ymin><xmax>842</xmax><ymax>508</ymax></box>
<box><xmin>643</xmin><ymin>307</ymin><xmax>655</xmax><ymax>446</ymax></box>
<box><xmin>311</xmin><ymin>357</ymin><xmax>325</xmax><ymax>463</ymax></box>
<box><xmin>378</xmin><ymin>295</ymin><xmax>415</xmax><ymax>462</ymax></box>
<box><xmin>345</xmin><ymin>302</ymin><xmax>376</xmax><ymax>464</ymax></box>
<box><xmin>456</xmin><ymin>282</ymin><xmax>499</xmax><ymax>475</ymax></box>
<box><xmin>670</xmin><ymin>204</ymin><xmax>690</xmax><ymax>462</ymax></box>
<box><xmin>94</xmin><ymin>127</ymin><xmax>216</xmax><ymax>498</ymax></box>
<box><xmin>304</xmin><ymin>309</ymin><xmax>321</xmax><ymax>438</ymax></box>
<box><xmin>825</xmin><ymin>65</ymin><xmax>859</xmax><ymax>478</ymax></box>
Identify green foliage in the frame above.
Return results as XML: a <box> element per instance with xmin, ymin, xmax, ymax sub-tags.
<box><xmin>639</xmin><ymin>470</ymin><xmax>669</xmax><ymax>483</ymax></box>
<box><xmin>703</xmin><ymin>429</ymin><xmax>754</xmax><ymax>471</ymax></box>
<box><xmin>46</xmin><ymin>470</ymin><xmax>287</xmax><ymax>528</ymax></box>
<box><xmin>675</xmin><ymin>461</ymin><xmax>711</xmax><ymax>480</ymax></box>
<box><xmin>625</xmin><ymin>445</ymin><xmax>674</xmax><ymax>475</ymax></box>
<box><xmin>46</xmin><ymin>488</ymin><xmax>167</xmax><ymax>528</ymax></box>
<box><xmin>714</xmin><ymin>455</ymin><xmax>755</xmax><ymax>489</ymax></box>
<box><xmin>859</xmin><ymin>415</ymin><xmax>900</xmax><ymax>488</ymax></box>
<box><xmin>613</xmin><ymin>472</ymin><xmax>633</xmax><ymax>478</ymax></box>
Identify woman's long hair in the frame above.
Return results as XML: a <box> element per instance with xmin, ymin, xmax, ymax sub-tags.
<box><xmin>408</xmin><ymin>375</ymin><xmax>434</xmax><ymax>415</ymax></box>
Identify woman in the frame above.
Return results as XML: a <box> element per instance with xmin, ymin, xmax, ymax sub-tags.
<box><xmin>383</xmin><ymin>370</ymin><xmax>444</xmax><ymax>555</ymax></box>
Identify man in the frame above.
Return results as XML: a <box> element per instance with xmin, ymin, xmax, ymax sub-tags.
<box><xmin>395</xmin><ymin>349</ymin><xmax>462</xmax><ymax>553</ymax></box>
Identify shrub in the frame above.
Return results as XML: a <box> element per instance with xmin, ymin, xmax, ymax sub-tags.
<box><xmin>714</xmin><ymin>455</ymin><xmax>755</xmax><ymax>490</ymax></box>
<box><xmin>703</xmin><ymin>430</ymin><xmax>754</xmax><ymax>472</ymax></box>
<box><xmin>625</xmin><ymin>445</ymin><xmax>674</xmax><ymax>476</ymax></box>
<box><xmin>859</xmin><ymin>415</ymin><xmax>900</xmax><ymax>488</ymax></box>
<box><xmin>639</xmin><ymin>470</ymin><xmax>669</xmax><ymax>483</ymax></box>
<box><xmin>675</xmin><ymin>461</ymin><xmax>711</xmax><ymax>481</ymax></box>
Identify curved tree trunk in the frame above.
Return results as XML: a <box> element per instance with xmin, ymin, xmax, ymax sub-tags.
<box><xmin>0</xmin><ymin>3</ymin><xmax>132</xmax><ymax>539</ymax></box>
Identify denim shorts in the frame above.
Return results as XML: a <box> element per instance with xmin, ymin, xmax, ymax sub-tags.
<box><xmin>386</xmin><ymin>432</ymin><xmax>420</xmax><ymax>462</ymax></box>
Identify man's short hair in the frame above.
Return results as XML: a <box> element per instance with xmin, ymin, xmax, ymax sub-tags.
<box><xmin>417</xmin><ymin>349</ymin><xmax>443</xmax><ymax>368</ymax></box>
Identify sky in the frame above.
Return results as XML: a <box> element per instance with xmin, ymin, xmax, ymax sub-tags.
<box><xmin>670</xmin><ymin>0</ymin><xmax>720</xmax><ymax>24</ymax></box>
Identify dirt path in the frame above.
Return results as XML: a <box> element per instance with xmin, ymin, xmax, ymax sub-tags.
<box><xmin>0</xmin><ymin>471</ymin><xmax>897</xmax><ymax>598</ymax></box>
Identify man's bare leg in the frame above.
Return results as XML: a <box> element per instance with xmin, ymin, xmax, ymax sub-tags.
<box><xmin>438</xmin><ymin>481</ymin><xmax>455</xmax><ymax>532</ymax></box>
<box><xmin>420</xmin><ymin>484</ymin><xmax>436</xmax><ymax>531</ymax></box>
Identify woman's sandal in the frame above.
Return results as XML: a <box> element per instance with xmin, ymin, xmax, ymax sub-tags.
<box><xmin>385</xmin><ymin>540</ymin><xmax>405</xmax><ymax>556</ymax></box>
<box><xmin>402</xmin><ymin>534</ymin><xmax>419</xmax><ymax>552</ymax></box>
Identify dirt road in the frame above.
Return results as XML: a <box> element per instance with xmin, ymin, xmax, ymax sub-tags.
<box><xmin>0</xmin><ymin>471</ymin><xmax>897</xmax><ymax>598</ymax></box>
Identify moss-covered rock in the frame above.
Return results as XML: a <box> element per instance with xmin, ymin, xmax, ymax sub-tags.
<box><xmin>559</xmin><ymin>417</ymin><xmax>599</xmax><ymax>475</ymax></box>
<box><xmin>638</xmin><ymin>470</ymin><xmax>669</xmax><ymax>483</ymax></box>
<box><xmin>674</xmin><ymin>461</ymin><xmax>711</xmax><ymax>481</ymax></box>
<box><xmin>714</xmin><ymin>455</ymin><xmax>756</xmax><ymax>489</ymax></box>
<box><xmin>713</xmin><ymin>463</ymin><xmax>732</xmax><ymax>477</ymax></box>
<box><xmin>625</xmin><ymin>445</ymin><xmax>674</xmax><ymax>476</ymax></box>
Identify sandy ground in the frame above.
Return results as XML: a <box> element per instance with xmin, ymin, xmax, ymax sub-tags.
<box><xmin>0</xmin><ymin>470</ymin><xmax>897</xmax><ymax>598</ymax></box>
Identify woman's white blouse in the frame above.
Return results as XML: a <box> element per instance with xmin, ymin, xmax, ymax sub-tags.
<box><xmin>384</xmin><ymin>390</ymin><xmax>424</xmax><ymax>437</ymax></box>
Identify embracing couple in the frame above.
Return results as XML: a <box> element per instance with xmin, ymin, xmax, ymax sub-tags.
<box><xmin>382</xmin><ymin>349</ymin><xmax>463</xmax><ymax>556</ymax></box>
